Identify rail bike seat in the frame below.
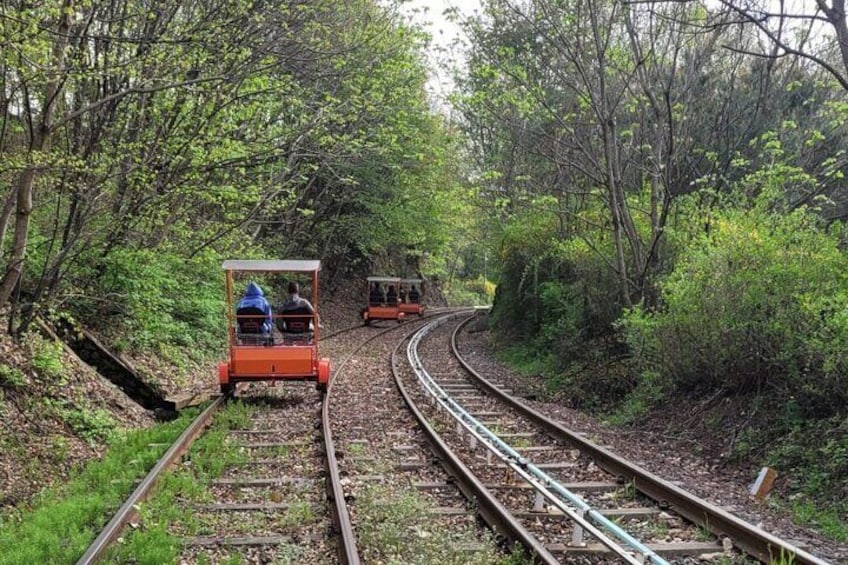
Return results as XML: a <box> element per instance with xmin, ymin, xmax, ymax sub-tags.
<box><xmin>236</xmin><ymin>306</ymin><xmax>272</xmax><ymax>345</ymax></box>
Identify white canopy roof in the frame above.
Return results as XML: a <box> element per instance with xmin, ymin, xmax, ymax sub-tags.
<box><xmin>222</xmin><ymin>260</ymin><xmax>321</xmax><ymax>273</ymax></box>
<box><xmin>367</xmin><ymin>276</ymin><xmax>401</xmax><ymax>283</ymax></box>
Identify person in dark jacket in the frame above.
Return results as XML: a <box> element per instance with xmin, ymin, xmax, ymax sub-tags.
<box><xmin>369</xmin><ymin>282</ymin><xmax>384</xmax><ymax>305</ymax></box>
<box><xmin>236</xmin><ymin>281</ymin><xmax>273</xmax><ymax>334</ymax></box>
<box><xmin>386</xmin><ymin>284</ymin><xmax>398</xmax><ymax>304</ymax></box>
<box><xmin>278</xmin><ymin>281</ymin><xmax>316</xmax><ymax>334</ymax></box>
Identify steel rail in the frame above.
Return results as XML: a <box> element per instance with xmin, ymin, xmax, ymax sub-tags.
<box><xmin>323</xmin><ymin>369</ymin><xmax>360</xmax><ymax>565</ymax></box>
<box><xmin>323</xmin><ymin>310</ymin><xmax>460</xmax><ymax>564</ymax></box>
<box><xmin>321</xmin><ymin>306</ymin><xmax>465</xmax><ymax>341</ymax></box>
<box><xmin>76</xmin><ymin>396</ymin><xmax>226</xmax><ymax>564</ymax></box>
<box><xmin>451</xmin><ymin>314</ymin><xmax>832</xmax><ymax>565</ymax></box>
<box><xmin>392</xmin><ymin>312</ymin><xmax>561</xmax><ymax>565</ymax></box>
<box><xmin>408</xmin><ymin>316</ymin><xmax>665</xmax><ymax>564</ymax></box>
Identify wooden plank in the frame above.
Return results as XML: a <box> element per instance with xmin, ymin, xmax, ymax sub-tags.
<box><xmin>485</xmin><ymin>481</ymin><xmax>617</xmax><ymax>492</ymax></box>
<box><xmin>232</xmin><ymin>441</ymin><xmax>310</xmax><ymax>448</ymax></box>
<box><xmin>356</xmin><ymin>474</ymin><xmax>386</xmax><ymax>482</ymax></box>
<box><xmin>185</xmin><ymin>535</ymin><xmax>322</xmax><ymax>546</ymax></box>
<box><xmin>210</xmin><ymin>477</ymin><xmax>312</xmax><ymax>487</ymax></box>
<box><xmin>490</xmin><ymin>461</ymin><xmax>576</xmax><ymax>470</ymax></box>
<box><xmin>165</xmin><ymin>392</ymin><xmax>212</xmax><ymax>411</ymax></box>
<box><xmin>412</xmin><ymin>481</ymin><xmax>455</xmax><ymax>491</ymax></box>
<box><xmin>197</xmin><ymin>502</ymin><xmax>291</xmax><ymax>511</ymax></box>
<box><xmin>513</xmin><ymin>446</ymin><xmax>558</xmax><ymax>453</ymax></box>
<box><xmin>397</xmin><ymin>461</ymin><xmax>426</xmax><ymax>471</ymax></box>
<box><xmin>545</xmin><ymin>541</ymin><xmax>722</xmax><ymax>556</ymax></box>
<box><xmin>498</xmin><ymin>432</ymin><xmax>535</xmax><ymax>439</ymax></box>
<box><xmin>516</xmin><ymin>507</ymin><xmax>660</xmax><ymax>519</ymax></box>
<box><xmin>429</xmin><ymin>506</ymin><xmax>468</xmax><ymax>516</ymax></box>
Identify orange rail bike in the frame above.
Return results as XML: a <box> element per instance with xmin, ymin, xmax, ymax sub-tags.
<box><xmin>218</xmin><ymin>260</ymin><xmax>330</xmax><ymax>394</ymax></box>
<box><xmin>398</xmin><ymin>277</ymin><xmax>425</xmax><ymax>316</ymax></box>
<box><xmin>361</xmin><ymin>276</ymin><xmax>405</xmax><ymax>325</ymax></box>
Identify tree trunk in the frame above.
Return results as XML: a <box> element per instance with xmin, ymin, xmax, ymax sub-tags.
<box><xmin>0</xmin><ymin>1</ymin><xmax>73</xmax><ymax>308</ymax></box>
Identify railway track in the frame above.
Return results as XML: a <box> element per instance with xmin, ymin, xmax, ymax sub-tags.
<box><xmin>74</xmin><ymin>308</ymin><xmax>835</xmax><ymax>564</ymax></box>
<box><xmin>77</xmin><ymin>382</ymin><xmax>352</xmax><ymax>564</ymax></box>
<box><xmin>74</xmin><ymin>308</ymin><xmax>458</xmax><ymax>564</ymax></box>
<box><xmin>391</xmin><ymin>311</ymin><xmax>833</xmax><ymax>564</ymax></box>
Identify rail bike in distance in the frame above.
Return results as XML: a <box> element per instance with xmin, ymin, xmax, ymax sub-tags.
<box><xmin>398</xmin><ymin>277</ymin><xmax>425</xmax><ymax>316</ymax></box>
<box><xmin>361</xmin><ymin>275</ymin><xmax>405</xmax><ymax>325</ymax></box>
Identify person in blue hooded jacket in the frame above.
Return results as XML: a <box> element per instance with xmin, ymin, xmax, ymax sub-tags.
<box><xmin>236</xmin><ymin>281</ymin><xmax>273</xmax><ymax>335</ymax></box>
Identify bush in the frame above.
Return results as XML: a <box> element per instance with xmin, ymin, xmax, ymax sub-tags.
<box><xmin>27</xmin><ymin>334</ymin><xmax>66</xmax><ymax>381</ymax></box>
<box><xmin>97</xmin><ymin>247</ymin><xmax>226</xmax><ymax>354</ymax></box>
<box><xmin>444</xmin><ymin>275</ymin><xmax>495</xmax><ymax>306</ymax></box>
<box><xmin>621</xmin><ymin>201</ymin><xmax>848</xmax><ymax>415</ymax></box>
<box><xmin>0</xmin><ymin>364</ymin><xmax>27</xmax><ymax>389</ymax></box>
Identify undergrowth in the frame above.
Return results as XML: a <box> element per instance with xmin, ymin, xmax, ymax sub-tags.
<box><xmin>0</xmin><ymin>408</ymin><xmax>200</xmax><ymax>565</ymax></box>
<box><xmin>103</xmin><ymin>401</ymin><xmax>254</xmax><ymax>563</ymax></box>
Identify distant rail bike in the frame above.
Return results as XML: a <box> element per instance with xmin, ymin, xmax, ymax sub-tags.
<box><xmin>398</xmin><ymin>277</ymin><xmax>425</xmax><ymax>316</ymax></box>
<box><xmin>218</xmin><ymin>259</ymin><xmax>331</xmax><ymax>394</ymax></box>
<box><xmin>362</xmin><ymin>275</ymin><xmax>406</xmax><ymax>324</ymax></box>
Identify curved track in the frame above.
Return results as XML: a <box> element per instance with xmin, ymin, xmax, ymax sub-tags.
<box><xmin>391</xmin><ymin>311</ymin><xmax>832</xmax><ymax>564</ymax></box>
<box><xmin>76</xmin><ymin>307</ymin><xmax>467</xmax><ymax>564</ymax></box>
<box><xmin>77</xmin><ymin>308</ymin><xmax>831</xmax><ymax>564</ymax></box>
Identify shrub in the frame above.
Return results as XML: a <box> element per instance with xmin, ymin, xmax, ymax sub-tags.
<box><xmin>27</xmin><ymin>334</ymin><xmax>66</xmax><ymax>381</ymax></box>
<box><xmin>621</xmin><ymin>201</ymin><xmax>848</xmax><ymax>415</ymax></box>
<box><xmin>0</xmin><ymin>365</ymin><xmax>27</xmax><ymax>389</ymax></box>
<box><xmin>97</xmin><ymin>247</ymin><xmax>226</xmax><ymax>354</ymax></box>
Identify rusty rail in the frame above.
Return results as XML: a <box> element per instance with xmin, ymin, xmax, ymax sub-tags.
<box><xmin>450</xmin><ymin>314</ymin><xmax>831</xmax><ymax>565</ymax></box>
<box><xmin>76</xmin><ymin>396</ymin><xmax>225</xmax><ymax>564</ymax></box>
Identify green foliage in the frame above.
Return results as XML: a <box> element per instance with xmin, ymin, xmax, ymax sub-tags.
<box><xmin>59</xmin><ymin>407</ymin><xmax>117</xmax><ymax>443</ymax></box>
<box><xmin>764</xmin><ymin>416</ymin><xmax>848</xmax><ymax>541</ymax></box>
<box><xmin>444</xmin><ymin>275</ymin><xmax>496</xmax><ymax>306</ymax></box>
<box><xmin>622</xmin><ymin>193</ymin><xmax>848</xmax><ymax>414</ymax></box>
<box><xmin>98</xmin><ymin>247</ymin><xmax>225</xmax><ymax>354</ymax></box>
<box><xmin>605</xmin><ymin>370</ymin><xmax>668</xmax><ymax>425</ymax></box>
<box><xmin>4</xmin><ymin>0</ymin><xmax>463</xmax><ymax>365</ymax></box>
<box><xmin>26</xmin><ymin>334</ymin><xmax>65</xmax><ymax>381</ymax></box>
<box><xmin>0</xmin><ymin>409</ymin><xmax>197</xmax><ymax>565</ymax></box>
<box><xmin>0</xmin><ymin>365</ymin><xmax>27</xmax><ymax>390</ymax></box>
<box><xmin>490</xmin><ymin>198</ymin><xmax>625</xmax><ymax>366</ymax></box>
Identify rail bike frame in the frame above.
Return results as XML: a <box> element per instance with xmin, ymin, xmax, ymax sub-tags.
<box><xmin>362</xmin><ymin>275</ymin><xmax>405</xmax><ymax>324</ymax></box>
<box><xmin>218</xmin><ymin>259</ymin><xmax>330</xmax><ymax>393</ymax></box>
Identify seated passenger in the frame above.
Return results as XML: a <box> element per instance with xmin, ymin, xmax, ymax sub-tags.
<box><xmin>399</xmin><ymin>285</ymin><xmax>407</xmax><ymax>303</ymax></box>
<box><xmin>277</xmin><ymin>281</ymin><xmax>315</xmax><ymax>337</ymax></box>
<box><xmin>236</xmin><ymin>282</ymin><xmax>273</xmax><ymax>340</ymax></box>
<box><xmin>369</xmin><ymin>282</ymin><xmax>384</xmax><ymax>306</ymax></box>
<box><xmin>386</xmin><ymin>284</ymin><xmax>398</xmax><ymax>304</ymax></box>
<box><xmin>408</xmin><ymin>284</ymin><xmax>420</xmax><ymax>304</ymax></box>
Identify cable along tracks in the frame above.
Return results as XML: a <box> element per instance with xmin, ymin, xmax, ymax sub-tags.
<box><xmin>395</xmin><ymin>311</ymin><xmax>832</xmax><ymax>565</ymax></box>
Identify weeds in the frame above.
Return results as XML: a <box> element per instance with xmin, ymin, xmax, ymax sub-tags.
<box><xmin>356</xmin><ymin>482</ymin><xmax>527</xmax><ymax>564</ymax></box>
<box><xmin>0</xmin><ymin>364</ymin><xmax>27</xmax><ymax>389</ymax></box>
<box><xmin>0</xmin><ymin>409</ymin><xmax>198</xmax><ymax>565</ymax></box>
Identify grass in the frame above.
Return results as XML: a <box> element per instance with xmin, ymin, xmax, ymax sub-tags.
<box><xmin>0</xmin><ymin>407</ymin><xmax>201</xmax><ymax>565</ymax></box>
<box><xmin>786</xmin><ymin>499</ymin><xmax>847</xmax><ymax>543</ymax></box>
<box><xmin>356</xmin><ymin>482</ymin><xmax>528</xmax><ymax>564</ymax></box>
<box><xmin>103</xmin><ymin>401</ymin><xmax>258</xmax><ymax>563</ymax></box>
